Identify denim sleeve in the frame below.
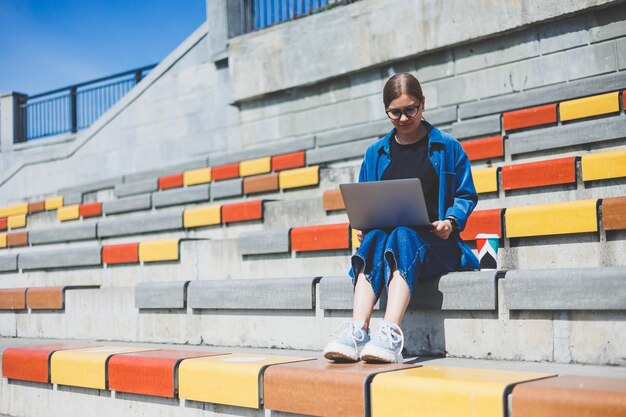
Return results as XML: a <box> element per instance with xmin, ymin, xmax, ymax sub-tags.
<box><xmin>444</xmin><ymin>143</ymin><xmax>478</xmax><ymax>231</ymax></box>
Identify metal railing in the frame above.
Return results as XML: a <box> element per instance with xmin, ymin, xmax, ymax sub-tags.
<box><xmin>241</xmin><ymin>0</ymin><xmax>357</xmax><ymax>34</ymax></box>
<box><xmin>18</xmin><ymin>64</ymin><xmax>156</xmax><ymax>141</ymax></box>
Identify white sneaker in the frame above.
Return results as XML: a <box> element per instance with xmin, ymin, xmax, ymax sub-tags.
<box><xmin>360</xmin><ymin>320</ymin><xmax>404</xmax><ymax>363</ymax></box>
<box><xmin>323</xmin><ymin>320</ymin><xmax>370</xmax><ymax>362</ymax></box>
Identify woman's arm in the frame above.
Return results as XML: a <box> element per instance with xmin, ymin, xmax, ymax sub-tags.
<box><xmin>444</xmin><ymin>143</ymin><xmax>478</xmax><ymax>232</ymax></box>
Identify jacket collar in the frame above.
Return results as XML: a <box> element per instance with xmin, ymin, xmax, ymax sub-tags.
<box><xmin>377</xmin><ymin>120</ymin><xmax>443</xmax><ymax>155</ymax></box>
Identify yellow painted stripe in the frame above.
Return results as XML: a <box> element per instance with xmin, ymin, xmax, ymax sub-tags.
<box><xmin>51</xmin><ymin>346</ymin><xmax>154</xmax><ymax>389</ymax></box>
<box><xmin>240</xmin><ymin>157</ymin><xmax>271</xmax><ymax>177</ymax></box>
<box><xmin>505</xmin><ymin>199</ymin><xmax>598</xmax><ymax>238</ymax></box>
<box><xmin>179</xmin><ymin>354</ymin><xmax>312</xmax><ymax>408</ymax></box>
<box><xmin>138</xmin><ymin>239</ymin><xmax>180</xmax><ymax>262</ymax></box>
<box><xmin>183</xmin><ymin>167</ymin><xmax>212</xmax><ymax>186</ymax></box>
<box><xmin>581</xmin><ymin>149</ymin><xmax>626</xmax><ymax>181</ymax></box>
<box><xmin>45</xmin><ymin>196</ymin><xmax>64</xmax><ymax>211</ymax></box>
<box><xmin>278</xmin><ymin>166</ymin><xmax>320</xmax><ymax>190</ymax></box>
<box><xmin>184</xmin><ymin>206</ymin><xmax>221</xmax><ymax>228</ymax></box>
<box><xmin>57</xmin><ymin>205</ymin><xmax>80</xmax><ymax>222</ymax></box>
<box><xmin>560</xmin><ymin>91</ymin><xmax>619</xmax><ymax>121</ymax></box>
<box><xmin>351</xmin><ymin>228</ymin><xmax>361</xmax><ymax>250</ymax></box>
<box><xmin>0</xmin><ymin>204</ymin><xmax>28</xmax><ymax>218</ymax></box>
<box><xmin>7</xmin><ymin>214</ymin><xmax>26</xmax><ymax>229</ymax></box>
<box><xmin>0</xmin><ymin>234</ymin><xmax>6</xmax><ymax>249</ymax></box>
<box><xmin>371</xmin><ymin>366</ymin><xmax>554</xmax><ymax>417</ymax></box>
<box><xmin>472</xmin><ymin>167</ymin><xmax>499</xmax><ymax>194</ymax></box>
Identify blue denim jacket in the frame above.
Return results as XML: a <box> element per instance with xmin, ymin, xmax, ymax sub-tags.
<box><xmin>357</xmin><ymin>121</ymin><xmax>480</xmax><ymax>270</ymax></box>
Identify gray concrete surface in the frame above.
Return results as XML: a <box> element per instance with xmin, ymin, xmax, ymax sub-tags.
<box><xmin>102</xmin><ymin>194</ymin><xmax>152</xmax><ymax>215</ymax></box>
<box><xmin>509</xmin><ymin>115</ymin><xmax>626</xmax><ymax>155</ymax></box>
<box><xmin>152</xmin><ymin>184</ymin><xmax>210</xmax><ymax>208</ymax></box>
<box><xmin>0</xmin><ymin>255</ymin><xmax>18</xmax><ymax>273</ymax></box>
<box><xmin>115</xmin><ymin>179</ymin><xmax>158</xmax><ymax>198</ymax></box>
<box><xmin>228</xmin><ymin>0</ymin><xmax>620</xmax><ymax>101</ymax></box>
<box><xmin>188</xmin><ymin>277</ymin><xmax>318</xmax><ymax>310</ymax></box>
<box><xmin>504</xmin><ymin>267</ymin><xmax>626</xmax><ymax>310</ymax></box>
<box><xmin>18</xmin><ymin>246</ymin><xmax>102</xmax><ymax>270</ymax></box>
<box><xmin>237</xmin><ymin>228</ymin><xmax>290</xmax><ymax>255</ymax></box>
<box><xmin>29</xmin><ymin>223</ymin><xmax>97</xmax><ymax>245</ymax></box>
<box><xmin>211</xmin><ymin>178</ymin><xmax>242</xmax><ymax>200</ymax></box>
<box><xmin>97</xmin><ymin>211</ymin><xmax>183</xmax><ymax>238</ymax></box>
<box><xmin>135</xmin><ymin>280</ymin><xmax>189</xmax><ymax>309</ymax></box>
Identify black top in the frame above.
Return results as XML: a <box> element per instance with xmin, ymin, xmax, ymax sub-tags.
<box><xmin>381</xmin><ymin>131</ymin><xmax>440</xmax><ymax>222</ymax></box>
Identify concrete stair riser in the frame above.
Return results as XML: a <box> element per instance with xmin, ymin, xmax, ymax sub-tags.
<box><xmin>2</xmin><ymin>281</ymin><xmax>624</xmax><ymax>365</ymax></box>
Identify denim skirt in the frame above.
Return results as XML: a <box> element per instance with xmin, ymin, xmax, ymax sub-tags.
<box><xmin>349</xmin><ymin>226</ymin><xmax>461</xmax><ymax>299</ymax></box>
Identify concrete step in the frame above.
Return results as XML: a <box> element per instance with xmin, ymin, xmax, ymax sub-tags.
<box><xmin>1</xmin><ymin>268</ymin><xmax>624</xmax><ymax>366</ymax></box>
<box><xmin>0</xmin><ymin>336</ymin><xmax>624</xmax><ymax>417</ymax></box>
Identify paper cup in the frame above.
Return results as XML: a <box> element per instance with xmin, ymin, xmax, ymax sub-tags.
<box><xmin>476</xmin><ymin>233</ymin><xmax>499</xmax><ymax>270</ymax></box>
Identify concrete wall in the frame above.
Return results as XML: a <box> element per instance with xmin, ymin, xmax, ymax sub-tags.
<box><xmin>228</xmin><ymin>0</ymin><xmax>624</xmax><ymax>101</ymax></box>
<box><xmin>0</xmin><ymin>23</ymin><xmax>237</xmax><ymax>204</ymax></box>
<box><xmin>1</xmin><ymin>0</ymin><xmax>625</xmax><ymax>205</ymax></box>
<box><xmin>233</xmin><ymin>2</ymin><xmax>626</xmax><ymax>151</ymax></box>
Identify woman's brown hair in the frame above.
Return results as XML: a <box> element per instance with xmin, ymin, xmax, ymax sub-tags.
<box><xmin>382</xmin><ymin>73</ymin><xmax>423</xmax><ymax>108</ymax></box>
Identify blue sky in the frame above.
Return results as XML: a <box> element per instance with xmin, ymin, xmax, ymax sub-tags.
<box><xmin>0</xmin><ymin>0</ymin><xmax>206</xmax><ymax>94</ymax></box>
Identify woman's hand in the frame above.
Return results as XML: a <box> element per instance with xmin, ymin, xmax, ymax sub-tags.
<box><xmin>355</xmin><ymin>229</ymin><xmax>364</xmax><ymax>242</ymax></box>
<box><xmin>431</xmin><ymin>220</ymin><xmax>453</xmax><ymax>240</ymax></box>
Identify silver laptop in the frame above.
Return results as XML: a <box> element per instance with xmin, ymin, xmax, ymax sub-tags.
<box><xmin>339</xmin><ymin>178</ymin><xmax>431</xmax><ymax>230</ymax></box>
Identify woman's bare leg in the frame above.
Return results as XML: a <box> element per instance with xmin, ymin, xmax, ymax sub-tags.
<box><xmin>383</xmin><ymin>269</ymin><xmax>411</xmax><ymax>326</ymax></box>
<box><xmin>352</xmin><ymin>268</ymin><xmax>377</xmax><ymax>330</ymax></box>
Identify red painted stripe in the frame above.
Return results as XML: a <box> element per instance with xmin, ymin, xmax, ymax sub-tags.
<box><xmin>158</xmin><ymin>173</ymin><xmax>184</xmax><ymax>190</ymax></box>
<box><xmin>222</xmin><ymin>200</ymin><xmax>263</xmax><ymax>223</ymax></box>
<box><xmin>79</xmin><ymin>202</ymin><xmax>102</xmax><ymax>218</ymax></box>
<box><xmin>503</xmin><ymin>104</ymin><xmax>557</xmax><ymax>131</ymax></box>
<box><xmin>461</xmin><ymin>136</ymin><xmax>504</xmax><ymax>161</ymax></box>
<box><xmin>108</xmin><ymin>350</ymin><xmax>220</xmax><ymax>398</ymax></box>
<box><xmin>2</xmin><ymin>344</ymin><xmax>92</xmax><ymax>383</ymax></box>
<box><xmin>502</xmin><ymin>157</ymin><xmax>576</xmax><ymax>190</ymax></box>
<box><xmin>460</xmin><ymin>209</ymin><xmax>503</xmax><ymax>241</ymax></box>
<box><xmin>103</xmin><ymin>243</ymin><xmax>139</xmax><ymax>264</ymax></box>
<box><xmin>271</xmin><ymin>151</ymin><xmax>306</xmax><ymax>172</ymax></box>
<box><xmin>291</xmin><ymin>223</ymin><xmax>350</xmax><ymax>252</ymax></box>
<box><xmin>0</xmin><ymin>217</ymin><xmax>6</xmax><ymax>231</ymax></box>
<box><xmin>212</xmin><ymin>163</ymin><xmax>240</xmax><ymax>181</ymax></box>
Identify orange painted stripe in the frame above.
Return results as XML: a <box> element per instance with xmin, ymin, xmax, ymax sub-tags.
<box><xmin>28</xmin><ymin>201</ymin><xmax>45</xmax><ymax>214</ymax></box>
<box><xmin>222</xmin><ymin>200</ymin><xmax>263</xmax><ymax>223</ymax></box>
<box><xmin>158</xmin><ymin>173</ymin><xmax>184</xmax><ymax>190</ymax></box>
<box><xmin>602</xmin><ymin>196</ymin><xmax>626</xmax><ymax>230</ymax></box>
<box><xmin>79</xmin><ymin>202</ymin><xmax>102</xmax><ymax>218</ymax></box>
<box><xmin>103</xmin><ymin>243</ymin><xmax>139</xmax><ymax>265</ymax></box>
<box><xmin>26</xmin><ymin>287</ymin><xmax>64</xmax><ymax>310</ymax></box>
<box><xmin>503</xmin><ymin>104</ymin><xmax>557</xmax><ymax>131</ymax></box>
<box><xmin>212</xmin><ymin>163</ymin><xmax>240</xmax><ymax>181</ymax></box>
<box><xmin>291</xmin><ymin>223</ymin><xmax>350</xmax><ymax>252</ymax></box>
<box><xmin>7</xmin><ymin>231</ymin><xmax>28</xmax><ymax>247</ymax></box>
<box><xmin>272</xmin><ymin>151</ymin><xmax>306</xmax><ymax>172</ymax></box>
<box><xmin>0</xmin><ymin>288</ymin><xmax>27</xmax><ymax>310</ymax></box>
<box><xmin>323</xmin><ymin>189</ymin><xmax>345</xmax><ymax>211</ymax></box>
<box><xmin>460</xmin><ymin>209</ymin><xmax>503</xmax><ymax>241</ymax></box>
<box><xmin>502</xmin><ymin>157</ymin><xmax>576</xmax><ymax>191</ymax></box>
<box><xmin>461</xmin><ymin>136</ymin><xmax>504</xmax><ymax>161</ymax></box>
<box><xmin>0</xmin><ymin>217</ymin><xmax>6</xmax><ymax>231</ymax></box>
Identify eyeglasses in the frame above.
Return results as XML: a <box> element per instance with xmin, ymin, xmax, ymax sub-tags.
<box><xmin>385</xmin><ymin>103</ymin><xmax>421</xmax><ymax>120</ymax></box>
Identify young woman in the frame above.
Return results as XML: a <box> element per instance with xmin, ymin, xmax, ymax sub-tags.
<box><xmin>323</xmin><ymin>73</ymin><xmax>480</xmax><ymax>363</ymax></box>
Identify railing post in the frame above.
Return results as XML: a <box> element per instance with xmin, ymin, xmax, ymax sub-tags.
<box><xmin>70</xmin><ymin>86</ymin><xmax>78</xmax><ymax>134</ymax></box>
<box><xmin>134</xmin><ymin>70</ymin><xmax>142</xmax><ymax>85</ymax></box>
<box><xmin>0</xmin><ymin>91</ymin><xmax>28</xmax><ymax>152</ymax></box>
